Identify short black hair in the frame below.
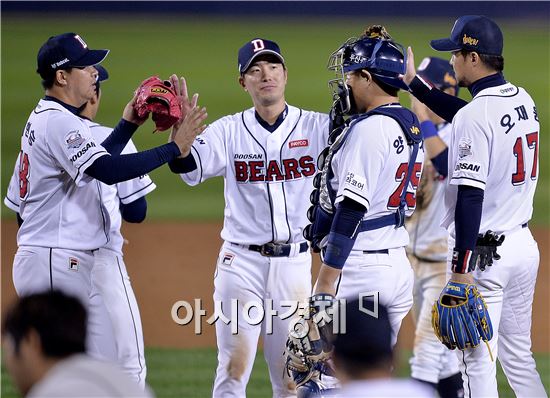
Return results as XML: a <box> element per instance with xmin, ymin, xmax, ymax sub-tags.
<box><xmin>2</xmin><ymin>290</ymin><xmax>87</xmax><ymax>358</ymax></box>
<box><xmin>459</xmin><ymin>50</ymin><xmax>504</xmax><ymax>72</ymax></box>
<box><xmin>39</xmin><ymin>67</ymin><xmax>78</xmax><ymax>90</ymax></box>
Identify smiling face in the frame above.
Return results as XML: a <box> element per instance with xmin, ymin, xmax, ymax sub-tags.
<box><xmin>239</xmin><ymin>54</ymin><xmax>287</xmax><ymax>108</ymax></box>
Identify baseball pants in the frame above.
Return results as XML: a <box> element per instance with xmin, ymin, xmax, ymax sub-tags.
<box><xmin>336</xmin><ymin>247</ymin><xmax>414</xmax><ymax>347</ymax></box>
<box><xmin>449</xmin><ymin>227</ymin><xmax>547</xmax><ymax>398</ymax></box>
<box><xmin>409</xmin><ymin>256</ymin><xmax>460</xmax><ymax>383</ymax></box>
<box><xmin>91</xmin><ymin>248</ymin><xmax>147</xmax><ymax>388</ymax></box>
<box><xmin>212</xmin><ymin>241</ymin><xmax>312</xmax><ymax>398</ymax></box>
<box><xmin>12</xmin><ymin>246</ymin><xmax>115</xmax><ymax>361</ymax></box>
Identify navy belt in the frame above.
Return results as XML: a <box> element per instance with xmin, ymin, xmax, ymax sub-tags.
<box><xmin>248</xmin><ymin>242</ymin><xmax>309</xmax><ymax>257</ymax></box>
<box><xmin>363</xmin><ymin>249</ymin><xmax>389</xmax><ymax>254</ymax></box>
<box><xmin>522</xmin><ymin>222</ymin><xmax>528</xmax><ymax>228</ymax></box>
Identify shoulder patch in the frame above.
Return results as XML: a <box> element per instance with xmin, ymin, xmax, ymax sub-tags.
<box><xmin>458</xmin><ymin>137</ymin><xmax>472</xmax><ymax>159</ymax></box>
<box><xmin>65</xmin><ymin>130</ymin><xmax>85</xmax><ymax>149</ymax></box>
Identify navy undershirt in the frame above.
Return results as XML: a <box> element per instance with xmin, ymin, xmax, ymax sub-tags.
<box><xmin>468</xmin><ymin>72</ymin><xmax>506</xmax><ymax>97</ymax></box>
<box><xmin>254</xmin><ymin>105</ymin><xmax>288</xmax><ymax>133</ymax></box>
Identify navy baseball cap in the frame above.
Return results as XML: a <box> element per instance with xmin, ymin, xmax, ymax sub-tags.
<box><xmin>333</xmin><ymin>298</ymin><xmax>392</xmax><ymax>362</ymax></box>
<box><xmin>94</xmin><ymin>65</ymin><xmax>109</xmax><ymax>82</ymax></box>
<box><xmin>430</xmin><ymin>15</ymin><xmax>503</xmax><ymax>56</ymax></box>
<box><xmin>416</xmin><ymin>57</ymin><xmax>458</xmax><ymax>93</ymax></box>
<box><xmin>37</xmin><ymin>33</ymin><xmax>109</xmax><ymax>78</ymax></box>
<box><xmin>238</xmin><ymin>38</ymin><xmax>285</xmax><ymax>74</ymax></box>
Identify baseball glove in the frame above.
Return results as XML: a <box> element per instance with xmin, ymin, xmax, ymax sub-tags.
<box><xmin>134</xmin><ymin>76</ymin><xmax>182</xmax><ymax>131</ymax></box>
<box><xmin>432</xmin><ymin>281</ymin><xmax>493</xmax><ymax>350</ymax></box>
<box><xmin>284</xmin><ymin>294</ymin><xmax>336</xmax><ymax>390</ymax></box>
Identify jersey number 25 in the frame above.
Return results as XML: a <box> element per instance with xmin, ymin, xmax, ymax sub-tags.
<box><xmin>387</xmin><ymin>162</ymin><xmax>422</xmax><ymax>209</ymax></box>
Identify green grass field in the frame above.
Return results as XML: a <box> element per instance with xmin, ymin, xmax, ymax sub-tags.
<box><xmin>1</xmin><ymin>14</ymin><xmax>549</xmax><ymax>224</ymax></box>
<box><xmin>1</xmin><ymin>348</ymin><xmax>548</xmax><ymax>397</ymax></box>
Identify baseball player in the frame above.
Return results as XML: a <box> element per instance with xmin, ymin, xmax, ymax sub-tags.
<box><xmin>405</xmin><ymin>58</ymin><xmax>463</xmax><ymax>398</ymax></box>
<box><xmin>169</xmin><ymin>38</ymin><xmax>330</xmax><ymax>397</ymax></box>
<box><xmin>404</xmin><ymin>16</ymin><xmax>546</xmax><ymax>397</ymax></box>
<box><xmin>310</xmin><ymin>26</ymin><xmax>423</xmax><ymax>347</ymax></box>
<box><xmin>5</xmin><ymin>65</ymin><xmax>155</xmax><ymax>387</ymax></box>
<box><xmin>10</xmin><ymin>32</ymin><xmax>206</xmax><ymax>365</ymax></box>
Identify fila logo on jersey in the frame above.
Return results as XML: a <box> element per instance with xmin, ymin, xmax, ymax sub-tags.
<box><xmin>70</xmin><ymin>141</ymin><xmax>96</xmax><ymax>162</ymax></box>
<box><xmin>69</xmin><ymin>257</ymin><xmax>79</xmax><ymax>271</ymax></box>
<box><xmin>66</xmin><ymin>131</ymin><xmax>85</xmax><ymax>149</ymax></box>
<box><xmin>455</xmin><ymin>161</ymin><xmax>481</xmax><ymax>172</ymax></box>
<box><xmin>234</xmin><ymin>156</ymin><xmax>315</xmax><ymax>182</ymax></box>
<box><xmin>289</xmin><ymin>139</ymin><xmax>308</xmax><ymax>148</ymax></box>
<box><xmin>222</xmin><ymin>253</ymin><xmax>235</xmax><ymax>266</ymax></box>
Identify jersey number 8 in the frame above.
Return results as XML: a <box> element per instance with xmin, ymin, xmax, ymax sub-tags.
<box><xmin>19</xmin><ymin>151</ymin><xmax>30</xmax><ymax>200</ymax></box>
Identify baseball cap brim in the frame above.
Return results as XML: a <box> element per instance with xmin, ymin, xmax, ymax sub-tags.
<box><xmin>69</xmin><ymin>49</ymin><xmax>109</xmax><ymax>68</ymax></box>
<box><xmin>430</xmin><ymin>38</ymin><xmax>462</xmax><ymax>52</ymax></box>
<box><xmin>94</xmin><ymin>65</ymin><xmax>109</xmax><ymax>82</ymax></box>
<box><xmin>240</xmin><ymin>50</ymin><xmax>285</xmax><ymax>73</ymax></box>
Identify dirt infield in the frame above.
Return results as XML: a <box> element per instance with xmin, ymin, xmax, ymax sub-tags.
<box><xmin>1</xmin><ymin>220</ymin><xmax>548</xmax><ymax>352</ymax></box>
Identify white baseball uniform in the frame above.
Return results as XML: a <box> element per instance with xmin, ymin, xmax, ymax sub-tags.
<box><xmin>442</xmin><ymin>82</ymin><xmax>545</xmax><ymax>397</ymax></box>
<box><xmin>326</xmin><ymin>105</ymin><xmax>424</xmax><ymax>346</ymax></box>
<box><xmin>176</xmin><ymin>104</ymin><xmax>329</xmax><ymax>397</ymax></box>
<box><xmin>405</xmin><ymin>122</ymin><xmax>460</xmax><ymax>383</ymax></box>
<box><xmin>5</xmin><ymin>116</ymin><xmax>155</xmax><ymax>388</ymax></box>
<box><xmin>10</xmin><ymin>98</ymin><xmax>109</xmax><ymax>334</ymax></box>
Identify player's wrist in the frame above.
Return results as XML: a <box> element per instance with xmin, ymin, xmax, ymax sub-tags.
<box><xmin>451</xmin><ymin>248</ymin><xmax>476</xmax><ymax>274</ymax></box>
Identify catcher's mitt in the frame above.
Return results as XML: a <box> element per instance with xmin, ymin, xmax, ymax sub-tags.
<box><xmin>284</xmin><ymin>294</ymin><xmax>336</xmax><ymax>390</ymax></box>
<box><xmin>134</xmin><ymin>76</ymin><xmax>182</xmax><ymax>131</ymax></box>
<box><xmin>432</xmin><ymin>281</ymin><xmax>493</xmax><ymax>350</ymax></box>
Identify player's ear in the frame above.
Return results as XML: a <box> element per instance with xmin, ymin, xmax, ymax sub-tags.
<box><xmin>238</xmin><ymin>76</ymin><xmax>247</xmax><ymax>91</ymax></box>
<box><xmin>360</xmin><ymin>70</ymin><xmax>372</xmax><ymax>82</ymax></box>
<box><xmin>55</xmin><ymin>70</ymin><xmax>68</xmax><ymax>87</ymax></box>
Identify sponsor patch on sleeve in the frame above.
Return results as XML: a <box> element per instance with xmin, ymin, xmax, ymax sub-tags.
<box><xmin>345</xmin><ymin>172</ymin><xmax>366</xmax><ymax>191</ymax></box>
<box><xmin>65</xmin><ymin>130</ymin><xmax>85</xmax><ymax>149</ymax></box>
<box><xmin>454</xmin><ymin>161</ymin><xmax>481</xmax><ymax>173</ymax></box>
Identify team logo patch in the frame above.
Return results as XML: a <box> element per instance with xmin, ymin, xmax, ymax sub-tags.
<box><xmin>462</xmin><ymin>34</ymin><xmax>479</xmax><ymax>46</ymax></box>
<box><xmin>345</xmin><ymin>172</ymin><xmax>366</xmax><ymax>190</ymax></box>
<box><xmin>65</xmin><ymin>130</ymin><xmax>85</xmax><ymax>149</ymax></box>
<box><xmin>222</xmin><ymin>253</ymin><xmax>235</xmax><ymax>266</ymax></box>
<box><xmin>458</xmin><ymin>138</ymin><xmax>472</xmax><ymax>158</ymax></box>
<box><xmin>69</xmin><ymin>257</ymin><xmax>79</xmax><ymax>271</ymax></box>
<box><xmin>289</xmin><ymin>139</ymin><xmax>309</xmax><ymax>149</ymax></box>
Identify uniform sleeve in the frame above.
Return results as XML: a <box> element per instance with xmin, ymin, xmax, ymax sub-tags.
<box><xmin>180</xmin><ymin>120</ymin><xmax>227</xmax><ymax>185</ymax></box>
<box><xmin>47</xmin><ymin>114</ymin><xmax>108</xmax><ymax>187</ymax></box>
<box><xmin>115</xmin><ymin>138</ymin><xmax>156</xmax><ymax>204</ymax></box>
<box><xmin>4</xmin><ymin>154</ymin><xmax>21</xmax><ymax>212</ymax></box>
<box><xmin>334</xmin><ymin>118</ymin><xmax>386</xmax><ymax>211</ymax></box>
<box><xmin>449</xmin><ymin>107</ymin><xmax>490</xmax><ymax>190</ymax></box>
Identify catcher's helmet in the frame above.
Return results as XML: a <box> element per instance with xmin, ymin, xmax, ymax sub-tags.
<box><xmin>328</xmin><ymin>36</ymin><xmax>407</xmax><ymax>114</ymax></box>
